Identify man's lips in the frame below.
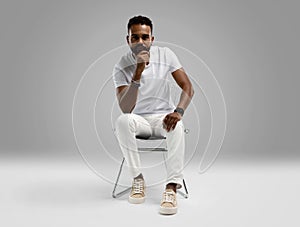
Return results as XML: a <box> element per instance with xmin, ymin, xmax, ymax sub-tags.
<box><xmin>136</xmin><ymin>46</ymin><xmax>148</xmax><ymax>52</ymax></box>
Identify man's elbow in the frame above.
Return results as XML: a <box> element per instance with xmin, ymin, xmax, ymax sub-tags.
<box><xmin>190</xmin><ymin>86</ymin><xmax>195</xmax><ymax>98</ymax></box>
<box><xmin>119</xmin><ymin>105</ymin><xmax>131</xmax><ymax>114</ymax></box>
<box><xmin>119</xmin><ymin>102</ymin><xmax>135</xmax><ymax>114</ymax></box>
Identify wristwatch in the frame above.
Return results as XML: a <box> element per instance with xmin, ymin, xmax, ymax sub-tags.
<box><xmin>131</xmin><ymin>79</ymin><xmax>141</xmax><ymax>88</ymax></box>
<box><xmin>174</xmin><ymin>107</ymin><xmax>184</xmax><ymax>116</ymax></box>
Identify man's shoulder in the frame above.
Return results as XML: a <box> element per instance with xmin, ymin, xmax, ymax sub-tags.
<box><xmin>151</xmin><ymin>45</ymin><xmax>171</xmax><ymax>53</ymax></box>
<box><xmin>151</xmin><ymin>46</ymin><xmax>176</xmax><ymax>58</ymax></box>
<box><xmin>150</xmin><ymin>46</ymin><xmax>174</xmax><ymax>61</ymax></box>
<box><xmin>115</xmin><ymin>51</ymin><xmax>134</xmax><ymax>69</ymax></box>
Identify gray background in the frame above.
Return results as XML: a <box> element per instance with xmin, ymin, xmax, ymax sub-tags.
<box><xmin>1</xmin><ymin>0</ymin><xmax>299</xmax><ymax>161</ymax></box>
<box><xmin>1</xmin><ymin>1</ymin><xmax>300</xmax><ymax>226</ymax></box>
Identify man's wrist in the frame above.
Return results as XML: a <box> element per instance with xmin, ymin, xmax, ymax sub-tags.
<box><xmin>174</xmin><ymin>107</ymin><xmax>184</xmax><ymax>116</ymax></box>
<box><xmin>132</xmin><ymin>71</ymin><xmax>142</xmax><ymax>81</ymax></box>
<box><xmin>134</xmin><ymin>65</ymin><xmax>144</xmax><ymax>77</ymax></box>
<box><xmin>131</xmin><ymin>79</ymin><xmax>141</xmax><ymax>88</ymax></box>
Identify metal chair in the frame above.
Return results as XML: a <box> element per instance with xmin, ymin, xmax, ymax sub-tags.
<box><xmin>112</xmin><ymin>133</ymin><xmax>189</xmax><ymax>199</ymax></box>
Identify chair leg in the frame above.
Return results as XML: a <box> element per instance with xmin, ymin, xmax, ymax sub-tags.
<box><xmin>177</xmin><ymin>178</ymin><xmax>189</xmax><ymax>199</ymax></box>
<box><xmin>112</xmin><ymin>157</ymin><xmax>131</xmax><ymax>198</ymax></box>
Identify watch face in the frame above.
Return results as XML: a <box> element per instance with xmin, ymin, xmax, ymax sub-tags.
<box><xmin>175</xmin><ymin>108</ymin><xmax>184</xmax><ymax>116</ymax></box>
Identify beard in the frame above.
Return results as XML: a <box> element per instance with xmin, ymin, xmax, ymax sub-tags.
<box><xmin>130</xmin><ymin>43</ymin><xmax>151</xmax><ymax>56</ymax></box>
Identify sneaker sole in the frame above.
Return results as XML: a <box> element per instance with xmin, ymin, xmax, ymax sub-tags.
<box><xmin>128</xmin><ymin>196</ymin><xmax>145</xmax><ymax>204</ymax></box>
<box><xmin>159</xmin><ymin>206</ymin><xmax>177</xmax><ymax>215</ymax></box>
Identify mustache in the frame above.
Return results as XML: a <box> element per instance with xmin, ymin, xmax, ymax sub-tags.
<box><xmin>131</xmin><ymin>43</ymin><xmax>151</xmax><ymax>55</ymax></box>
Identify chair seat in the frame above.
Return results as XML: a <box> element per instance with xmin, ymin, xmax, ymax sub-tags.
<box><xmin>136</xmin><ymin>135</ymin><xmax>166</xmax><ymax>140</ymax></box>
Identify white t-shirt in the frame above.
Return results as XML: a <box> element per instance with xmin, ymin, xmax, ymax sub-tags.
<box><xmin>112</xmin><ymin>46</ymin><xmax>182</xmax><ymax>115</ymax></box>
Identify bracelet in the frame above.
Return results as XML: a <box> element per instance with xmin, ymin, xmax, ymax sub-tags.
<box><xmin>131</xmin><ymin>79</ymin><xmax>141</xmax><ymax>88</ymax></box>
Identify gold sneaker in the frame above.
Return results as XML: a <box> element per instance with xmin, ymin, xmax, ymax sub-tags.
<box><xmin>128</xmin><ymin>178</ymin><xmax>145</xmax><ymax>204</ymax></box>
<box><xmin>159</xmin><ymin>189</ymin><xmax>177</xmax><ymax>215</ymax></box>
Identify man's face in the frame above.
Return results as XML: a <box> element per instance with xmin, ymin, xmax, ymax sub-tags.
<box><xmin>127</xmin><ymin>24</ymin><xmax>154</xmax><ymax>56</ymax></box>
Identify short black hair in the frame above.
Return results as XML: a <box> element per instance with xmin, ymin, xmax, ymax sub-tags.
<box><xmin>127</xmin><ymin>15</ymin><xmax>153</xmax><ymax>34</ymax></box>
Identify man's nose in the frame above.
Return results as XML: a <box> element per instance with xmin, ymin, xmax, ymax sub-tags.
<box><xmin>138</xmin><ymin>37</ymin><xmax>144</xmax><ymax>43</ymax></box>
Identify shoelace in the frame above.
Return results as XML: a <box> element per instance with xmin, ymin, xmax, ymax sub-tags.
<box><xmin>163</xmin><ymin>191</ymin><xmax>175</xmax><ymax>203</ymax></box>
<box><xmin>132</xmin><ymin>179</ymin><xmax>144</xmax><ymax>193</ymax></box>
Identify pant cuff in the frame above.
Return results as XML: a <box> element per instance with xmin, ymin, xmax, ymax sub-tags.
<box><xmin>166</xmin><ymin>178</ymin><xmax>183</xmax><ymax>189</ymax></box>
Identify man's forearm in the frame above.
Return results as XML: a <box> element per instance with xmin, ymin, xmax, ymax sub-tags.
<box><xmin>176</xmin><ymin>85</ymin><xmax>194</xmax><ymax>110</ymax></box>
<box><xmin>119</xmin><ymin>83</ymin><xmax>139</xmax><ymax>113</ymax></box>
<box><xmin>118</xmin><ymin>70</ymin><xmax>142</xmax><ymax>113</ymax></box>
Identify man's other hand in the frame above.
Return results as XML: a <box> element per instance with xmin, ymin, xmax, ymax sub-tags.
<box><xmin>163</xmin><ymin>112</ymin><xmax>182</xmax><ymax>132</ymax></box>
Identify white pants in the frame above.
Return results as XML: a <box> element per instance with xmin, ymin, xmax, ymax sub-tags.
<box><xmin>115</xmin><ymin>113</ymin><xmax>185</xmax><ymax>188</ymax></box>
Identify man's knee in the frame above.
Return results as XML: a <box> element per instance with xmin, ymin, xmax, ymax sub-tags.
<box><xmin>115</xmin><ymin>113</ymin><xmax>136</xmax><ymax>132</ymax></box>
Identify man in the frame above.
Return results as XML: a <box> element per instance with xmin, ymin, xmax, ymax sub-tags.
<box><xmin>112</xmin><ymin>15</ymin><xmax>194</xmax><ymax>215</ymax></box>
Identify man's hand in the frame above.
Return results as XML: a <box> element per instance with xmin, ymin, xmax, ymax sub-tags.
<box><xmin>135</xmin><ymin>50</ymin><xmax>150</xmax><ymax>75</ymax></box>
<box><xmin>163</xmin><ymin>112</ymin><xmax>182</xmax><ymax>132</ymax></box>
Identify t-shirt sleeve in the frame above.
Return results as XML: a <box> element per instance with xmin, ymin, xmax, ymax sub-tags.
<box><xmin>165</xmin><ymin>47</ymin><xmax>182</xmax><ymax>73</ymax></box>
<box><xmin>112</xmin><ymin>65</ymin><xmax>130</xmax><ymax>88</ymax></box>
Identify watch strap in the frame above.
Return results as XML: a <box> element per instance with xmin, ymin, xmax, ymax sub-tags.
<box><xmin>131</xmin><ymin>79</ymin><xmax>141</xmax><ymax>88</ymax></box>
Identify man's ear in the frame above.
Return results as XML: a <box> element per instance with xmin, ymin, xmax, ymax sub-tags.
<box><xmin>126</xmin><ymin>35</ymin><xmax>129</xmax><ymax>44</ymax></box>
<box><xmin>151</xmin><ymin>36</ymin><xmax>154</xmax><ymax>42</ymax></box>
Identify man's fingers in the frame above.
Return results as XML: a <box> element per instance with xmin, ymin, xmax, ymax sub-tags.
<box><xmin>138</xmin><ymin>50</ymin><xmax>149</xmax><ymax>55</ymax></box>
<box><xmin>163</xmin><ymin>115</ymin><xmax>170</xmax><ymax>123</ymax></box>
<box><xmin>171</xmin><ymin>121</ymin><xmax>178</xmax><ymax>130</ymax></box>
<box><xmin>136</xmin><ymin>51</ymin><xmax>150</xmax><ymax>62</ymax></box>
<box><xmin>166</xmin><ymin>118</ymin><xmax>175</xmax><ymax>131</ymax></box>
<box><xmin>170</xmin><ymin>119</ymin><xmax>179</xmax><ymax>131</ymax></box>
<box><xmin>163</xmin><ymin>113</ymin><xmax>181</xmax><ymax>132</ymax></box>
